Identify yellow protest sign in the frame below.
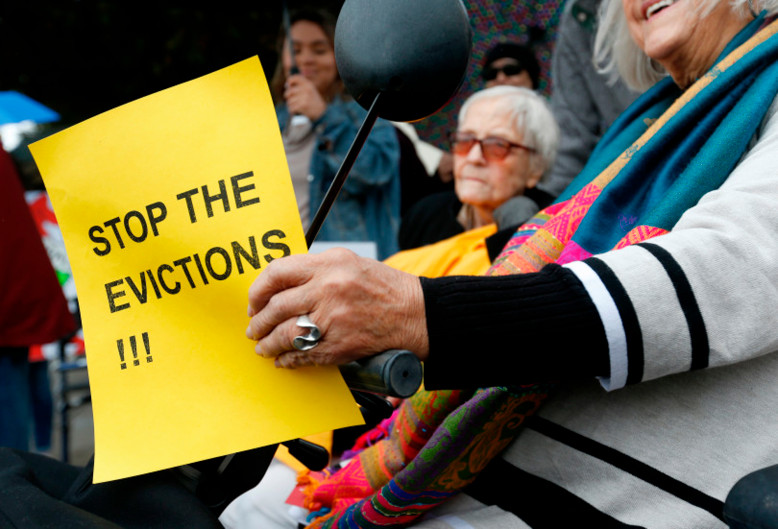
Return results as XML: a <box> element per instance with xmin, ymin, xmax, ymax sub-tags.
<box><xmin>30</xmin><ymin>57</ymin><xmax>363</xmax><ymax>483</ymax></box>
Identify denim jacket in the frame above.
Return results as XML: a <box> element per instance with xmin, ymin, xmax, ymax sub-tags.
<box><xmin>276</xmin><ymin>98</ymin><xmax>401</xmax><ymax>259</ymax></box>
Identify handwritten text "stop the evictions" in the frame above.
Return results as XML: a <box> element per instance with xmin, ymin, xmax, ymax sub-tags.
<box><xmin>90</xmin><ymin>171</ymin><xmax>291</xmax><ymax>314</ymax></box>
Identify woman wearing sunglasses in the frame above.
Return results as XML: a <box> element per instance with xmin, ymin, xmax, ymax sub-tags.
<box><xmin>219</xmin><ymin>87</ymin><xmax>560</xmax><ymax>528</ymax></box>
<box><xmin>389</xmin><ymin>85</ymin><xmax>558</xmax><ymax>275</ymax></box>
<box><xmin>481</xmin><ymin>42</ymin><xmax>541</xmax><ymax>90</ymax></box>
<box><xmin>247</xmin><ymin>0</ymin><xmax>778</xmax><ymax>526</ymax></box>
<box><xmin>397</xmin><ymin>85</ymin><xmax>557</xmax><ymax>257</ymax></box>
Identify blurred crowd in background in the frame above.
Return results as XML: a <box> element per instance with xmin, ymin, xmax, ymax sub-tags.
<box><xmin>0</xmin><ymin>0</ymin><xmax>634</xmax><ymax>464</ymax></box>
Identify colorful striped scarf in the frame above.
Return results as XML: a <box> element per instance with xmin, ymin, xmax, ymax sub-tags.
<box><xmin>302</xmin><ymin>15</ymin><xmax>778</xmax><ymax>528</ymax></box>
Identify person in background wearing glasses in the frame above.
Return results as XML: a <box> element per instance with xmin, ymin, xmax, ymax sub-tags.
<box><xmin>481</xmin><ymin>42</ymin><xmax>541</xmax><ymax>90</ymax></box>
<box><xmin>245</xmin><ymin>0</ymin><xmax>778</xmax><ymax>526</ymax></box>
<box><xmin>219</xmin><ymin>88</ymin><xmax>560</xmax><ymax>528</ymax></box>
<box><xmin>396</xmin><ymin>86</ymin><xmax>557</xmax><ymax>252</ymax></box>
<box><xmin>392</xmin><ymin>43</ymin><xmax>542</xmax><ymax>231</ymax></box>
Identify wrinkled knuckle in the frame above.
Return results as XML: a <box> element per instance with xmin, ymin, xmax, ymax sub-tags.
<box><xmin>329</xmin><ymin>303</ymin><xmax>353</xmax><ymax>323</ymax></box>
<box><xmin>296</xmin><ymin>352</ymin><xmax>313</xmax><ymax>368</ymax></box>
<box><xmin>326</xmin><ymin>247</ymin><xmax>355</xmax><ymax>263</ymax></box>
<box><xmin>319</xmin><ymin>277</ymin><xmax>342</xmax><ymax>298</ymax></box>
<box><xmin>319</xmin><ymin>271</ymin><xmax>351</xmax><ymax>297</ymax></box>
<box><xmin>318</xmin><ymin>351</ymin><xmax>337</xmax><ymax>366</ymax></box>
<box><xmin>331</xmin><ymin>247</ymin><xmax>351</xmax><ymax>258</ymax></box>
<box><xmin>265</xmin><ymin>293</ymin><xmax>290</xmax><ymax>317</ymax></box>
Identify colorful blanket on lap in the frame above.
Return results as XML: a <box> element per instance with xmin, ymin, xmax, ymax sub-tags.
<box><xmin>302</xmin><ymin>15</ymin><xmax>778</xmax><ymax>528</ymax></box>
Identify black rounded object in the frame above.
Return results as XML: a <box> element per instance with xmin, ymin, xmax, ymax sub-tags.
<box><xmin>339</xmin><ymin>350</ymin><xmax>423</xmax><ymax>398</ymax></box>
<box><xmin>334</xmin><ymin>0</ymin><xmax>472</xmax><ymax>122</ymax></box>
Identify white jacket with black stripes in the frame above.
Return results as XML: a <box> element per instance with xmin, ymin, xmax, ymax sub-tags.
<box><xmin>416</xmin><ymin>98</ymin><xmax>778</xmax><ymax>529</ymax></box>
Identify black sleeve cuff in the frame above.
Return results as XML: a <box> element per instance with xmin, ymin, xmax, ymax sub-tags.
<box><xmin>420</xmin><ymin>264</ymin><xmax>609</xmax><ymax>390</ymax></box>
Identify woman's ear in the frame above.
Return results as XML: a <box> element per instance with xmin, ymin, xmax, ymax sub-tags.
<box><xmin>524</xmin><ymin>156</ymin><xmax>544</xmax><ymax>189</ymax></box>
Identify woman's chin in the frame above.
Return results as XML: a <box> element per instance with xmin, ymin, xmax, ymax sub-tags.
<box><xmin>457</xmin><ymin>181</ymin><xmax>489</xmax><ymax>197</ymax></box>
<box><xmin>458</xmin><ymin>191</ymin><xmax>488</xmax><ymax>206</ymax></box>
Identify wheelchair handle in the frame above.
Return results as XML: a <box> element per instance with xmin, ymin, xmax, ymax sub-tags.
<box><xmin>338</xmin><ymin>349</ymin><xmax>423</xmax><ymax>398</ymax></box>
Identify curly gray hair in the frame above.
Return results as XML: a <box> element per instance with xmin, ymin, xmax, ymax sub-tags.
<box><xmin>457</xmin><ymin>85</ymin><xmax>560</xmax><ymax>181</ymax></box>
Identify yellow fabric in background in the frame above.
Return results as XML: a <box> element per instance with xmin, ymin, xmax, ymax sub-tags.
<box><xmin>275</xmin><ymin>224</ymin><xmax>498</xmax><ymax>471</ymax></box>
<box><xmin>383</xmin><ymin>224</ymin><xmax>497</xmax><ymax>277</ymax></box>
<box><xmin>29</xmin><ymin>57</ymin><xmax>362</xmax><ymax>483</ymax></box>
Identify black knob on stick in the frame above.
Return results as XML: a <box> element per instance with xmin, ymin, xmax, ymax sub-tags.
<box><xmin>335</xmin><ymin>0</ymin><xmax>472</xmax><ymax>122</ymax></box>
<box><xmin>339</xmin><ymin>350</ymin><xmax>423</xmax><ymax>398</ymax></box>
<box><xmin>306</xmin><ymin>0</ymin><xmax>471</xmax><ymax>246</ymax></box>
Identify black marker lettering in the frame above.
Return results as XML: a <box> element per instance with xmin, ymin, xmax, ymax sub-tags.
<box><xmin>104</xmin><ymin>217</ymin><xmax>126</xmax><ymax>249</ymax></box>
<box><xmin>202</xmin><ymin>180</ymin><xmax>230</xmax><ymax>218</ymax></box>
<box><xmin>125</xmin><ymin>273</ymin><xmax>148</xmax><ymax>304</ymax></box>
<box><xmin>192</xmin><ymin>253</ymin><xmax>210</xmax><ymax>285</ymax></box>
<box><xmin>176</xmin><ymin>188</ymin><xmax>199</xmax><ymax>223</ymax></box>
<box><xmin>205</xmin><ymin>246</ymin><xmax>231</xmax><ymax>280</ymax></box>
<box><xmin>158</xmin><ymin>264</ymin><xmax>181</xmax><ymax>294</ymax></box>
<box><xmin>124</xmin><ymin>210</ymin><xmax>148</xmax><ymax>243</ymax></box>
<box><xmin>106</xmin><ymin>279</ymin><xmax>130</xmax><ymax>313</ymax></box>
<box><xmin>143</xmin><ymin>332</ymin><xmax>152</xmax><ymax>363</ymax></box>
<box><xmin>232</xmin><ymin>236</ymin><xmax>260</xmax><ymax>274</ymax></box>
<box><xmin>231</xmin><ymin>172</ymin><xmax>260</xmax><ymax>208</ymax></box>
<box><xmin>173</xmin><ymin>256</ymin><xmax>197</xmax><ymax>288</ymax></box>
<box><xmin>262</xmin><ymin>229</ymin><xmax>291</xmax><ymax>263</ymax></box>
<box><xmin>146</xmin><ymin>202</ymin><xmax>167</xmax><ymax>236</ymax></box>
<box><xmin>90</xmin><ymin>225</ymin><xmax>111</xmax><ymax>256</ymax></box>
<box><xmin>146</xmin><ymin>269</ymin><xmax>162</xmax><ymax>299</ymax></box>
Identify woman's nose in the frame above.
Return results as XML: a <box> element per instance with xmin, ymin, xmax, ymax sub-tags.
<box><xmin>465</xmin><ymin>140</ymin><xmax>486</xmax><ymax>162</ymax></box>
<box><xmin>296</xmin><ymin>48</ymin><xmax>315</xmax><ymax>64</ymax></box>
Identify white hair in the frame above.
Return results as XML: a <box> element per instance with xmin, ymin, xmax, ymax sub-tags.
<box><xmin>457</xmin><ymin>85</ymin><xmax>560</xmax><ymax>180</ymax></box>
<box><xmin>593</xmin><ymin>0</ymin><xmax>778</xmax><ymax>91</ymax></box>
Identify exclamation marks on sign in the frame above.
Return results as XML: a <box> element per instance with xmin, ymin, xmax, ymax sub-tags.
<box><xmin>117</xmin><ymin>332</ymin><xmax>152</xmax><ymax>370</ymax></box>
<box><xmin>130</xmin><ymin>334</ymin><xmax>140</xmax><ymax>366</ymax></box>
<box><xmin>142</xmin><ymin>332</ymin><xmax>152</xmax><ymax>363</ymax></box>
<box><xmin>117</xmin><ymin>338</ymin><xmax>126</xmax><ymax>370</ymax></box>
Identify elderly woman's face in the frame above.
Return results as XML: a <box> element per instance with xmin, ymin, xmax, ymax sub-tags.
<box><xmin>453</xmin><ymin>97</ymin><xmax>542</xmax><ymax>212</ymax></box>
<box><xmin>623</xmin><ymin>0</ymin><xmax>749</xmax><ymax>86</ymax></box>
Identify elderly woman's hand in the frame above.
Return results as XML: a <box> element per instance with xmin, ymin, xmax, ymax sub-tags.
<box><xmin>246</xmin><ymin>248</ymin><xmax>429</xmax><ymax>368</ymax></box>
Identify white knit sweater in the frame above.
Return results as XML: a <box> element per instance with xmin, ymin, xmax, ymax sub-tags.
<box><xmin>413</xmin><ymin>97</ymin><xmax>778</xmax><ymax>529</ymax></box>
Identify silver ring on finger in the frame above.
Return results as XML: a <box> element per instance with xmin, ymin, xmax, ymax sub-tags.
<box><xmin>293</xmin><ymin>315</ymin><xmax>321</xmax><ymax>351</ymax></box>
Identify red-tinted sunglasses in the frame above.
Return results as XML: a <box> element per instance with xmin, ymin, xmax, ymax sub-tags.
<box><xmin>450</xmin><ymin>132</ymin><xmax>535</xmax><ymax>161</ymax></box>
